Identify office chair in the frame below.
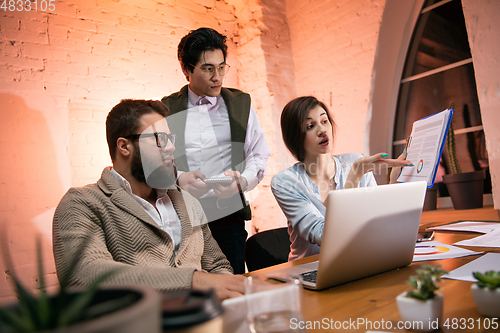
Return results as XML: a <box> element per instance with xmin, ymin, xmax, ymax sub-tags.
<box><xmin>245</xmin><ymin>227</ymin><xmax>291</xmax><ymax>272</ymax></box>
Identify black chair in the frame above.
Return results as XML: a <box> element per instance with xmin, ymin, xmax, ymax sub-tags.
<box><xmin>245</xmin><ymin>227</ymin><xmax>291</xmax><ymax>272</ymax></box>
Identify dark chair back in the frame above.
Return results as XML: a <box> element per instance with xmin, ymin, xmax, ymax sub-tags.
<box><xmin>245</xmin><ymin>227</ymin><xmax>291</xmax><ymax>272</ymax></box>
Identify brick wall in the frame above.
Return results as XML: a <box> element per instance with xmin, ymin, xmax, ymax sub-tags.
<box><xmin>285</xmin><ymin>0</ymin><xmax>386</xmax><ymax>155</ymax></box>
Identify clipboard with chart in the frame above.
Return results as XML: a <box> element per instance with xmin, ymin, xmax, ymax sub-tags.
<box><xmin>397</xmin><ymin>108</ymin><xmax>453</xmax><ymax>188</ymax></box>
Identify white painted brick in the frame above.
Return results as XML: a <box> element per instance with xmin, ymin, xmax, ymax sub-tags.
<box><xmin>88</xmin><ymin>66</ymin><xmax>129</xmax><ymax>78</ymax></box>
<box><xmin>0</xmin><ymin>54</ymin><xmax>44</xmax><ymax>70</ymax></box>
<box><xmin>20</xmin><ymin>43</ymin><xmax>56</xmax><ymax>60</ymax></box>
<box><xmin>1</xmin><ymin>28</ymin><xmax>49</xmax><ymax>44</ymax></box>
<box><xmin>105</xmin><ymin>78</ymin><xmax>144</xmax><ymax>91</ymax></box>
<box><xmin>129</xmin><ymin>0</ymin><xmax>161</xmax><ymax>12</ymax></box>
<box><xmin>0</xmin><ymin>15</ymin><xmax>20</xmax><ymax>30</ymax></box>
<box><xmin>43</xmin><ymin>82</ymin><xmax>89</xmax><ymax>97</ymax></box>
<box><xmin>161</xmin><ymin>11</ymin><xmax>196</xmax><ymax>29</ymax></box>
<box><xmin>89</xmin><ymin>32</ymin><xmax>111</xmax><ymax>45</ymax></box>
<box><xmin>49</xmin><ymin>36</ymin><xmax>92</xmax><ymax>52</ymax></box>
<box><xmin>20</xmin><ymin>69</ymin><xmax>44</xmax><ymax>82</ymax></box>
<box><xmin>44</xmin><ymin>60</ymin><xmax>88</xmax><ymax>75</ymax></box>
<box><xmin>108</xmin><ymin>35</ymin><xmax>129</xmax><ymax>48</ymax></box>
<box><xmin>175</xmin><ymin>1</ymin><xmax>209</xmax><ymax>15</ymax></box>
<box><xmin>0</xmin><ymin>67</ymin><xmax>21</xmax><ymax>80</ymax></box>
<box><xmin>76</xmin><ymin>8</ymin><xmax>120</xmax><ymax>24</ymax></box>
<box><xmin>215</xmin><ymin>1</ymin><xmax>234</xmax><ymax>13</ymax></box>
<box><xmin>212</xmin><ymin>9</ymin><xmax>235</xmax><ymax>22</ymax></box>
<box><xmin>192</xmin><ymin>0</ymin><xmax>216</xmax><ymax>9</ymax></box>
<box><xmin>67</xmin><ymin>29</ymin><xmax>92</xmax><ymax>41</ymax></box>
<box><xmin>0</xmin><ymin>41</ymin><xmax>19</xmax><ymax>56</ymax></box>
<box><xmin>20</xmin><ymin>18</ymin><xmax>48</xmax><ymax>35</ymax></box>
<box><xmin>66</xmin><ymin>50</ymin><xmax>106</xmax><ymax>66</ymax></box>
<box><xmin>42</xmin><ymin>71</ymin><xmax>68</xmax><ymax>84</ymax></box>
<box><xmin>85</xmin><ymin>87</ymin><xmax>131</xmax><ymax>102</ymax></box>
<box><xmin>47</xmin><ymin>24</ymin><xmax>69</xmax><ymax>38</ymax></box>
<box><xmin>70</xmin><ymin>108</ymin><xmax>93</xmax><ymax>122</ymax></box>
<box><xmin>49</xmin><ymin>15</ymin><xmax>97</xmax><ymax>32</ymax></box>
<box><xmin>50</xmin><ymin>0</ymin><xmax>78</xmax><ymax>17</ymax></box>
<box><xmin>129</xmin><ymin>70</ymin><xmax>162</xmax><ymax>84</ymax></box>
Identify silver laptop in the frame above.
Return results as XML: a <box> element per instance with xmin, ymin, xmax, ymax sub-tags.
<box><xmin>264</xmin><ymin>181</ymin><xmax>427</xmax><ymax>290</ymax></box>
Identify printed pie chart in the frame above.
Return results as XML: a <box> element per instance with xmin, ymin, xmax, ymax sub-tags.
<box><xmin>414</xmin><ymin>245</ymin><xmax>450</xmax><ymax>255</ymax></box>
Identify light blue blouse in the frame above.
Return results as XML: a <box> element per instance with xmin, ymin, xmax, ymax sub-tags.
<box><xmin>271</xmin><ymin>153</ymin><xmax>377</xmax><ymax>261</ymax></box>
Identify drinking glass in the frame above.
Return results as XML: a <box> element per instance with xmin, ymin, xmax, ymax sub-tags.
<box><xmin>244</xmin><ymin>275</ymin><xmax>305</xmax><ymax>333</ymax></box>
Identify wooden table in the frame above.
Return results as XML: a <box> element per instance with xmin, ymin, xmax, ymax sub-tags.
<box><xmin>247</xmin><ymin>206</ymin><xmax>500</xmax><ymax>332</ymax></box>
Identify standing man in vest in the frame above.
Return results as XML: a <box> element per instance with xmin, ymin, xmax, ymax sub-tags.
<box><xmin>162</xmin><ymin>27</ymin><xmax>270</xmax><ymax>274</ymax></box>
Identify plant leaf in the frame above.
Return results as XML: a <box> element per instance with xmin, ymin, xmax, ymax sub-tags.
<box><xmin>35</xmin><ymin>238</ymin><xmax>51</xmax><ymax>329</ymax></box>
<box><xmin>0</xmin><ymin>306</ymin><xmax>32</xmax><ymax>332</ymax></box>
<box><xmin>57</xmin><ymin>269</ymin><xmax>118</xmax><ymax>327</ymax></box>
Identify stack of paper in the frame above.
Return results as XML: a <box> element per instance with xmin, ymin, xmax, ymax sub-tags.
<box><xmin>397</xmin><ymin>108</ymin><xmax>453</xmax><ymax>188</ymax></box>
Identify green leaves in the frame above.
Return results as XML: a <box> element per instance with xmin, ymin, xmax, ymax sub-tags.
<box><xmin>406</xmin><ymin>264</ymin><xmax>448</xmax><ymax>301</ymax></box>
<box><xmin>0</xmin><ymin>234</ymin><xmax>121</xmax><ymax>332</ymax></box>
<box><xmin>473</xmin><ymin>270</ymin><xmax>500</xmax><ymax>289</ymax></box>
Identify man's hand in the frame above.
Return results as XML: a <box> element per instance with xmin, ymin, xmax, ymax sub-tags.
<box><xmin>192</xmin><ymin>271</ymin><xmax>245</xmax><ymax>300</ymax></box>
<box><xmin>212</xmin><ymin>171</ymin><xmax>247</xmax><ymax>200</ymax></box>
<box><xmin>178</xmin><ymin>171</ymin><xmax>210</xmax><ymax>198</ymax></box>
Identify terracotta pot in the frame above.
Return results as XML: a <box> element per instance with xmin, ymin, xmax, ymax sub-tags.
<box><xmin>471</xmin><ymin>284</ymin><xmax>500</xmax><ymax>318</ymax></box>
<box><xmin>442</xmin><ymin>170</ymin><xmax>485</xmax><ymax>209</ymax></box>
<box><xmin>396</xmin><ymin>292</ymin><xmax>443</xmax><ymax>332</ymax></box>
<box><xmin>423</xmin><ymin>184</ymin><xmax>438</xmax><ymax>211</ymax></box>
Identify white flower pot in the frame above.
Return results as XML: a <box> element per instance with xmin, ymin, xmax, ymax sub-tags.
<box><xmin>471</xmin><ymin>284</ymin><xmax>500</xmax><ymax>318</ymax></box>
<box><xmin>396</xmin><ymin>292</ymin><xmax>443</xmax><ymax>332</ymax></box>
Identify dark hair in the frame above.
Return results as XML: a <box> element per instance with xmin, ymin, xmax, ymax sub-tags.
<box><xmin>177</xmin><ymin>27</ymin><xmax>228</xmax><ymax>74</ymax></box>
<box><xmin>281</xmin><ymin>96</ymin><xmax>336</xmax><ymax>162</ymax></box>
<box><xmin>106</xmin><ymin>99</ymin><xmax>170</xmax><ymax>161</ymax></box>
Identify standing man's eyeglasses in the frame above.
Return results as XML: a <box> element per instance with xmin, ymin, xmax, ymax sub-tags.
<box><xmin>124</xmin><ymin>132</ymin><xmax>176</xmax><ymax>148</ymax></box>
<box><xmin>191</xmin><ymin>63</ymin><xmax>230</xmax><ymax>78</ymax></box>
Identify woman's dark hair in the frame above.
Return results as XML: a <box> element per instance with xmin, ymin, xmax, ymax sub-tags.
<box><xmin>106</xmin><ymin>99</ymin><xmax>170</xmax><ymax>161</ymax></box>
<box><xmin>281</xmin><ymin>96</ymin><xmax>336</xmax><ymax>162</ymax></box>
<box><xmin>177</xmin><ymin>27</ymin><xmax>228</xmax><ymax>73</ymax></box>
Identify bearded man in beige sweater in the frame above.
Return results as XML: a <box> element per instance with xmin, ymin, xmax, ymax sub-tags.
<box><xmin>52</xmin><ymin>99</ymin><xmax>245</xmax><ymax>300</ymax></box>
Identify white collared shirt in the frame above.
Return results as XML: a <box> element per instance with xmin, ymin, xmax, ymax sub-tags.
<box><xmin>181</xmin><ymin>87</ymin><xmax>270</xmax><ymax>196</ymax></box>
<box><xmin>110</xmin><ymin>168</ymin><xmax>182</xmax><ymax>252</ymax></box>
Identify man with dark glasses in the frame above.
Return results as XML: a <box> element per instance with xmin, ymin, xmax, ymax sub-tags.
<box><xmin>53</xmin><ymin>99</ymin><xmax>245</xmax><ymax>300</ymax></box>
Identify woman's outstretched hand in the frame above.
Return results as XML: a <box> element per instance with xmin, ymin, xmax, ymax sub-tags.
<box><xmin>345</xmin><ymin>153</ymin><xmax>413</xmax><ymax>188</ymax></box>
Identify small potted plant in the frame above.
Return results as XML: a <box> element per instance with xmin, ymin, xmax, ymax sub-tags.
<box><xmin>471</xmin><ymin>270</ymin><xmax>500</xmax><ymax>318</ymax></box>
<box><xmin>396</xmin><ymin>264</ymin><xmax>448</xmax><ymax>332</ymax></box>
<box><xmin>0</xmin><ymin>237</ymin><xmax>161</xmax><ymax>333</ymax></box>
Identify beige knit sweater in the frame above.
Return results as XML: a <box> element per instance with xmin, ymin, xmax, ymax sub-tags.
<box><xmin>52</xmin><ymin>167</ymin><xmax>233</xmax><ymax>292</ymax></box>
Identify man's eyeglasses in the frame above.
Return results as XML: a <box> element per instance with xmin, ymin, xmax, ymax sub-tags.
<box><xmin>124</xmin><ymin>132</ymin><xmax>176</xmax><ymax>148</ymax></box>
<box><xmin>191</xmin><ymin>63</ymin><xmax>230</xmax><ymax>78</ymax></box>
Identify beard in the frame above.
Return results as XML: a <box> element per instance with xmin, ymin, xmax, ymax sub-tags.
<box><xmin>130</xmin><ymin>143</ymin><xmax>176</xmax><ymax>189</ymax></box>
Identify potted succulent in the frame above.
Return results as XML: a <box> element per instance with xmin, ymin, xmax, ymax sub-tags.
<box><xmin>442</xmin><ymin>104</ymin><xmax>486</xmax><ymax>209</ymax></box>
<box><xmin>471</xmin><ymin>270</ymin><xmax>500</xmax><ymax>318</ymax></box>
<box><xmin>396</xmin><ymin>265</ymin><xmax>448</xmax><ymax>332</ymax></box>
<box><xmin>0</xmin><ymin>237</ymin><xmax>161</xmax><ymax>333</ymax></box>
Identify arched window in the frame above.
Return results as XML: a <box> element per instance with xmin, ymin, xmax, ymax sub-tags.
<box><xmin>392</xmin><ymin>0</ymin><xmax>489</xmax><ymax>190</ymax></box>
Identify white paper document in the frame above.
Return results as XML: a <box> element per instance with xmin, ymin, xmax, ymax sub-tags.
<box><xmin>412</xmin><ymin>240</ymin><xmax>482</xmax><ymax>262</ymax></box>
<box><xmin>428</xmin><ymin>221</ymin><xmax>500</xmax><ymax>234</ymax></box>
<box><xmin>397</xmin><ymin>109</ymin><xmax>453</xmax><ymax>187</ymax></box>
<box><xmin>442</xmin><ymin>253</ymin><xmax>500</xmax><ymax>282</ymax></box>
<box><xmin>453</xmin><ymin>227</ymin><xmax>500</xmax><ymax>247</ymax></box>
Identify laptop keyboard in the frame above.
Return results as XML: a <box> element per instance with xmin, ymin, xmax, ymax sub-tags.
<box><xmin>300</xmin><ymin>270</ymin><xmax>318</xmax><ymax>283</ymax></box>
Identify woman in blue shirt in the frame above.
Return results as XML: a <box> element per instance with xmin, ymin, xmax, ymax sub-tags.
<box><xmin>271</xmin><ymin>96</ymin><xmax>412</xmax><ymax>261</ymax></box>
